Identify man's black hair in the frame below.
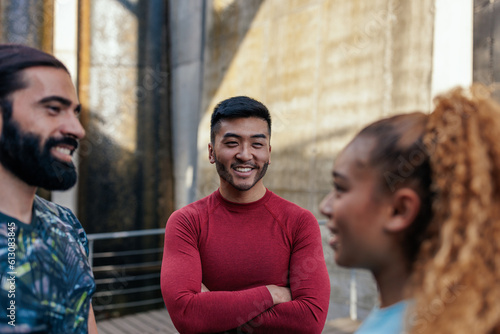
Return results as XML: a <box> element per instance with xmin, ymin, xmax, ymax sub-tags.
<box><xmin>210</xmin><ymin>96</ymin><xmax>272</xmax><ymax>143</ymax></box>
<box><xmin>0</xmin><ymin>44</ymin><xmax>68</xmax><ymax>120</ymax></box>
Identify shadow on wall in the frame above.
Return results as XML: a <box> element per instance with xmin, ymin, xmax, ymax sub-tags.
<box><xmin>200</xmin><ymin>0</ymin><xmax>266</xmax><ymax>114</ymax></box>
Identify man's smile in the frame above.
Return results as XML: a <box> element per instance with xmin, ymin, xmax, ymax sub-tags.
<box><xmin>51</xmin><ymin>144</ymin><xmax>76</xmax><ymax>162</ymax></box>
<box><xmin>234</xmin><ymin>167</ymin><xmax>252</xmax><ymax>172</ymax></box>
<box><xmin>232</xmin><ymin>164</ymin><xmax>257</xmax><ymax>177</ymax></box>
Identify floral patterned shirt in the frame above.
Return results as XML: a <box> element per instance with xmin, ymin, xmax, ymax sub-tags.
<box><xmin>0</xmin><ymin>196</ymin><xmax>95</xmax><ymax>333</ymax></box>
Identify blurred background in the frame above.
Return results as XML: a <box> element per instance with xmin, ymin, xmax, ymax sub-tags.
<box><xmin>1</xmin><ymin>0</ymin><xmax>498</xmax><ymax>328</ymax></box>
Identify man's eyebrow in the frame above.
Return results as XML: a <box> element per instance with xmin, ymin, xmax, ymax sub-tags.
<box><xmin>222</xmin><ymin>133</ymin><xmax>268</xmax><ymax>139</ymax></box>
<box><xmin>223</xmin><ymin>133</ymin><xmax>242</xmax><ymax>139</ymax></box>
<box><xmin>39</xmin><ymin>96</ymin><xmax>81</xmax><ymax>113</ymax></box>
<box><xmin>39</xmin><ymin>96</ymin><xmax>72</xmax><ymax>106</ymax></box>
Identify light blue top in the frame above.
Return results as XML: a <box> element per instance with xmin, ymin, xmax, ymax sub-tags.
<box><xmin>355</xmin><ymin>300</ymin><xmax>409</xmax><ymax>334</ymax></box>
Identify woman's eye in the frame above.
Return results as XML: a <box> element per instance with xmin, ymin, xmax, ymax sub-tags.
<box><xmin>333</xmin><ymin>182</ymin><xmax>346</xmax><ymax>193</ymax></box>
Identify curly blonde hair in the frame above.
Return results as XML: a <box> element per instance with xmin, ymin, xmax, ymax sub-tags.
<box><xmin>408</xmin><ymin>86</ymin><xmax>500</xmax><ymax>334</ymax></box>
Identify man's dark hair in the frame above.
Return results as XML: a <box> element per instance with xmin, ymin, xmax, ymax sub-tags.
<box><xmin>0</xmin><ymin>44</ymin><xmax>68</xmax><ymax>120</ymax></box>
<box><xmin>210</xmin><ymin>96</ymin><xmax>272</xmax><ymax>143</ymax></box>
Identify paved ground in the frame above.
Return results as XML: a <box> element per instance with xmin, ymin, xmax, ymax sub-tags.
<box><xmin>97</xmin><ymin>308</ymin><xmax>361</xmax><ymax>334</ymax></box>
<box><xmin>323</xmin><ymin>318</ymin><xmax>361</xmax><ymax>334</ymax></box>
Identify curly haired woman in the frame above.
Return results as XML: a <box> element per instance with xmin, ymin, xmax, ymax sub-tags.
<box><xmin>320</xmin><ymin>86</ymin><xmax>500</xmax><ymax>334</ymax></box>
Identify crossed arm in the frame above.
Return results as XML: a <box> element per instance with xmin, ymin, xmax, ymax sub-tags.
<box><xmin>201</xmin><ymin>283</ymin><xmax>292</xmax><ymax>305</ymax></box>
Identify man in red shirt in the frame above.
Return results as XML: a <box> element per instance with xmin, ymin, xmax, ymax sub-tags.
<box><xmin>161</xmin><ymin>96</ymin><xmax>330</xmax><ymax>333</ymax></box>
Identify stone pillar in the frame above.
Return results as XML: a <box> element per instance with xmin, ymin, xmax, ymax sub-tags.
<box><xmin>474</xmin><ymin>0</ymin><xmax>500</xmax><ymax>101</ymax></box>
<box><xmin>169</xmin><ymin>0</ymin><xmax>206</xmax><ymax>208</ymax></box>
<box><xmin>77</xmin><ymin>0</ymin><xmax>173</xmax><ymax>234</ymax></box>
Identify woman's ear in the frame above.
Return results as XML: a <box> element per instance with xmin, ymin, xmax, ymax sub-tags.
<box><xmin>384</xmin><ymin>188</ymin><xmax>421</xmax><ymax>233</ymax></box>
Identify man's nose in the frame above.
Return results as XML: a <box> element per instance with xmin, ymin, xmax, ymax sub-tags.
<box><xmin>236</xmin><ymin>144</ymin><xmax>252</xmax><ymax>161</ymax></box>
<box><xmin>60</xmin><ymin>112</ymin><xmax>85</xmax><ymax>139</ymax></box>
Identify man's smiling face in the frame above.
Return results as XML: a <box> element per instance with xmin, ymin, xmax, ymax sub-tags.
<box><xmin>0</xmin><ymin>66</ymin><xmax>85</xmax><ymax>190</ymax></box>
<box><xmin>209</xmin><ymin>116</ymin><xmax>271</xmax><ymax>193</ymax></box>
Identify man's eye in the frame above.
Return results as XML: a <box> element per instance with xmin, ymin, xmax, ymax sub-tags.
<box><xmin>225</xmin><ymin>142</ymin><xmax>238</xmax><ymax>147</ymax></box>
<box><xmin>253</xmin><ymin>143</ymin><xmax>264</xmax><ymax>148</ymax></box>
<box><xmin>47</xmin><ymin>105</ymin><xmax>61</xmax><ymax>113</ymax></box>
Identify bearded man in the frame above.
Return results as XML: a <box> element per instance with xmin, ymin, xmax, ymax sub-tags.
<box><xmin>0</xmin><ymin>44</ymin><xmax>96</xmax><ymax>333</ymax></box>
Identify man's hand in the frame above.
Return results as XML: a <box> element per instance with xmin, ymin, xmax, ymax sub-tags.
<box><xmin>201</xmin><ymin>283</ymin><xmax>291</xmax><ymax>306</ymax></box>
<box><xmin>266</xmin><ymin>285</ymin><xmax>292</xmax><ymax>305</ymax></box>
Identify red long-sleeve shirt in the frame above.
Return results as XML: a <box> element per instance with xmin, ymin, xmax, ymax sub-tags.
<box><xmin>161</xmin><ymin>189</ymin><xmax>330</xmax><ymax>333</ymax></box>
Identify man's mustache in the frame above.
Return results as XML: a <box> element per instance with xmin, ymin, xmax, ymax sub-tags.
<box><xmin>45</xmin><ymin>136</ymin><xmax>79</xmax><ymax>152</ymax></box>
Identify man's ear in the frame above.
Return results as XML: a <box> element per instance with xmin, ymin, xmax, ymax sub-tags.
<box><xmin>208</xmin><ymin>143</ymin><xmax>215</xmax><ymax>164</ymax></box>
<box><xmin>384</xmin><ymin>188</ymin><xmax>421</xmax><ymax>233</ymax></box>
<box><xmin>0</xmin><ymin>108</ymin><xmax>3</xmax><ymax>136</ymax></box>
<box><xmin>268</xmin><ymin>145</ymin><xmax>271</xmax><ymax>165</ymax></box>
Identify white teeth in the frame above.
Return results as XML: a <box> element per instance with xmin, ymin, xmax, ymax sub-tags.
<box><xmin>55</xmin><ymin>147</ymin><xmax>71</xmax><ymax>155</ymax></box>
<box><xmin>235</xmin><ymin>167</ymin><xmax>251</xmax><ymax>172</ymax></box>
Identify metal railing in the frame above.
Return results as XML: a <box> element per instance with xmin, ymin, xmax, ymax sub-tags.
<box><xmin>88</xmin><ymin>228</ymin><xmax>165</xmax><ymax>313</ymax></box>
<box><xmin>87</xmin><ymin>221</ymin><xmax>364</xmax><ymax>320</ymax></box>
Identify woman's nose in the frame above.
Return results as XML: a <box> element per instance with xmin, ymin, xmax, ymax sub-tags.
<box><xmin>319</xmin><ymin>191</ymin><xmax>334</xmax><ymax>218</ymax></box>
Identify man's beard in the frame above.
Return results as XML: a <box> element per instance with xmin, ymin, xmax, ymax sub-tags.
<box><xmin>0</xmin><ymin>115</ymin><xmax>79</xmax><ymax>191</ymax></box>
<box><xmin>214</xmin><ymin>154</ymin><xmax>269</xmax><ymax>192</ymax></box>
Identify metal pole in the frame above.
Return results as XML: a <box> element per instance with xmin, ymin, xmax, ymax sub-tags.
<box><xmin>88</xmin><ymin>239</ymin><xmax>94</xmax><ymax>268</ymax></box>
<box><xmin>350</xmin><ymin>269</ymin><xmax>357</xmax><ymax>320</ymax></box>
